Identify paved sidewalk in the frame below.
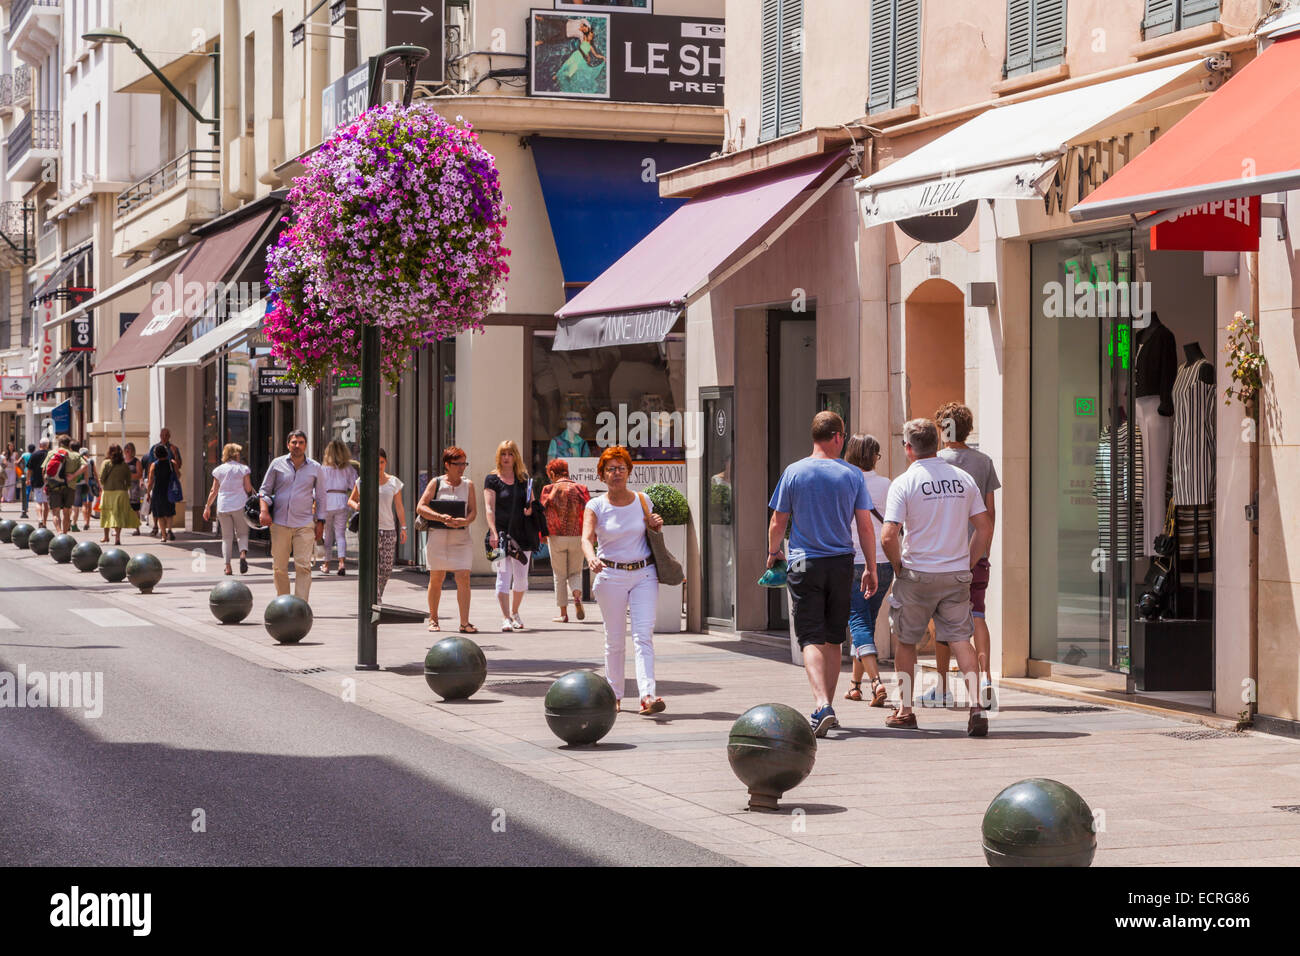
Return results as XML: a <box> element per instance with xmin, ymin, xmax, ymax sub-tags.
<box><xmin>7</xmin><ymin>528</ymin><xmax>1300</xmax><ymax>866</ymax></box>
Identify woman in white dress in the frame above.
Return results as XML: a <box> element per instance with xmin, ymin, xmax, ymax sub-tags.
<box><xmin>347</xmin><ymin>448</ymin><xmax>406</xmax><ymax>600</ymax></box>
<box><xmin>417</xmin><ymin>445</ymin><xmax>477</xmax><ymax>633</ymax></box>
<box><xmin>202</xmin><ymin>443</ymin><xmax>255</xmax><ymax>575</ymax></box>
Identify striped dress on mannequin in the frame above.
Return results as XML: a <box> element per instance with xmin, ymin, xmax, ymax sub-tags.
<box><xmin>1172</xmin><ymin>357</ymin><xmax>1215</xmax><ymax>506</ymax></box>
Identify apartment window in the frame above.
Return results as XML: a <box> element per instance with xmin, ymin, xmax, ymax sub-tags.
<box><xmin>271</xmin><ymin>14</ymin><xmax>284</xmax><ymax>120</ymax></box>
<box><xmin>81</xmin><ymin>113</ymin><xmax>88</xmax><ymax>183</ymax></box>
<box><xmin>1004</xmin><ymin>0</ymin><xmax>1066</xmax><ymax>77</ymax></box>
<box><xmin>344</xmin><ymin>0</ymin><xmax>359</xmax><ymax>72</ymax></box>
<box><xmin>758</xmin><ymin>0</ymin><xmax>803</xmax><ymax>142</ymax></box>
<box><xmin>867</xmin><ymin>0</ymin><xmax>921</xmax><ymax>114</ymax></box>
<box><xmin>1143</xmin><ymin>0</ymin><xmax>1220</xmax><ymax>38</ymax></box>
<box><xmin>69</xmin><ymin>125</ymin><xmax>77</xmax><ymax>184</ymax></box>
<box><xmin>94</xmin><ymin>103</ymin><xmax>100</xmax><ymax>178</ymax></box>
<box><xmin>244</xmin><ymin>33</ymin><xmax>255</xmax><ymax>134</ymax></box>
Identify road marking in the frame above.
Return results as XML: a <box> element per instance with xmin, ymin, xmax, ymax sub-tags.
<box><xmin>0</xmin><ymin>614</ymin><xmax>19</xmax><ymax>630</ymax></box>
<box><xmin>69</xmin><ymin>608</ymin><xmax>154</xmax><ymax>628</ymax></box>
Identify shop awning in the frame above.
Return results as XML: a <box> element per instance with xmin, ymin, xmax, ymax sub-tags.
<box><xmin>1072</xmin><ymin>37</ymin><xmax>1300</xmax><ymax>222</ymax></box>
<box><xmin>855</xmin><ymin>60</ymin><xmax>1204</xmax><ymax>228</ymax></box>
<box><xmin>42</xmin><ymin>249</ymin><xmax>186</xmax><ymax>333</ymax></box>
<box><xmin>553</xmin><ymin>149</ymin><xmax>853</xmax><ymax>350</ymax></box>
<box><xmin>27</xmin><ymin>350</ymin><xmax>81</xmax><ymax>398</ymax></box>
<box><xmin>31</xmin><ymin>246</ymin><xmax>92</xmax><ymax>305</ymax></box>
<box><xmin>155</xmin><ymin>299</ymin><xmax>268</xmax><ymax>370</ymax></box>
<box><xmin>92</xmin><ymin>209</ymin><xmax>278</xmax><ymax>377</ymax></box>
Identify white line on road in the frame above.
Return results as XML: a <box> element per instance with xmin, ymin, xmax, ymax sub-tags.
<box><xmin>0</xmin><ymin>614</ymin><xmax>19</xmax><ymax>630</ymax></box>
<box><xmin>69</xmin><ymin>608</ymin><xmax>154</xmax><ymax>628</ymax></box>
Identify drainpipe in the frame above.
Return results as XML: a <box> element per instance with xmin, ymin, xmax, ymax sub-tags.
<box><xmin>1247</xmin><ymin>248</ymin><xmax>1259</xmax><ymax>722</ymax></box>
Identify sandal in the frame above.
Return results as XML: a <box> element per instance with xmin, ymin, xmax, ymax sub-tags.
<box><xmin>870</xmin><ymin>679</ymin><xmax>889</xmax><ymax>707</ymax></box>
<box><xmin>639</xmin><ymin>696</ymin><xmax>666</xmax><ymax>716</ymax></box>
<box><xmin>886</xmin><ymin>708</ymin><xmax>918</xmax><ymax>729</ymax></box>
<box><xmin>553</xmin><ymin>615</ymin><xmax>569</xmax><ymax>623</ymax></box>
<box><xmin>459</xmin><ymin>623</ymin><xmax>478</xmax><ymax>634</ymax></box>
<box><xmin>427</xmin><ymin>619</ymin><xmax>440</xmax><ymax>632</ymax></box>
<box><xmin>844</xmin><ymin>680</ymin><xmax>864</xmax><ymax>701</ymax></box>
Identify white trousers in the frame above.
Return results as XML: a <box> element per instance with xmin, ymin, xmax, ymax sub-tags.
<box><xmin>593</xmin><ymin>565</ymin><xmax>658</xmax><ymax>701</ymax></box>
<box><xmin>494</xmin><ymin>553</ymin><xmax>531</xmax><ymax>593</ymax></box>
<box><xmin>215</xmin><ymin>510</ymin><xmax>249</xmax><ymax>562</ymax></box>
<box><xmin>322</xmin><ymin>507</ymin><xmax>349</xmax><ymax>561</ymax></box>
<box><xmin>1135</xmin><ymin>395</ymin><xmax>1171</xmax><ymax>556</ymax></box>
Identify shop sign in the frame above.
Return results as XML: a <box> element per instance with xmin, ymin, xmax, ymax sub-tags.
<box><xmin>1074</xmin><ymin>396</ymin><xmax>1096</xmax><ymax>417</ymax></box>
<box><xmin>68</xmin><ymin>310</ymin><xmax>94</xmax><ymax>353</ymax></box>
<box><xmin>384</xmin><ymin>0</ymin><xmax>445</xmax><ymax>83</ymax></box>
<box><xmin>529</xmin><ymin>10</ymin><xmax>724</xmax><ymax>106</ymax></box>
<box><xmin>562</xmin><ymin>457</ymin><xmax>686</xmax><ymax>497</ymax></box>
<box><xmin>1</xmin><ymin>376</ymin><xmax>29</xmax><ymax>400</ymax></box>
<box><xmin>895</xmin><ymin>200</ymin><xmax>978</xmax><ymax>243</ymax></box>
<box><xmin>321</xmin><ymin>63</ymin><xmax>371</xmax><ymax>143</ymax></box>
<box><xmin>1150</xmin><ymin>197</ymin><xmax>1261</xmax><ymax>252</ymax></box>
<box><xmin>258</xmin><ymin>367</ymin><xmax>299</xmax><ymax>396</ymax></box>
<box><xmin>553</xmin><ymin>307</ymin><xmax>680</xmax><ymax>351</ymax></box>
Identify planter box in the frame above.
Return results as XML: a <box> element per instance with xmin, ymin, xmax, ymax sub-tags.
<box><xmin>654</xmin><ymin>524</ymin><xmax>686</xmax><ymax>633</ymax></box>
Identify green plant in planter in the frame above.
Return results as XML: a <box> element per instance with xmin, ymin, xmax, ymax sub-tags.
<box><xmin>709</xmin><ymin>480</ymin><xmax>732</xmax><ymax>525</ymax></box>
<box><xmin>644</xmin><ymin>483</ymin><xmax>690</xmax><ymax>525</ymax></box>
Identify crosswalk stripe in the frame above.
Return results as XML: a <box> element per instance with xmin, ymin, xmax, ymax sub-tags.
<box><xmin>0</xmin><ymin>614</ymin><xmax>19</xmax><ymax>630</ymax></box>
<box><xmin>69</xmin><ymin>608</ymin><xmax>153</xmax><ymax>628</ymax></box>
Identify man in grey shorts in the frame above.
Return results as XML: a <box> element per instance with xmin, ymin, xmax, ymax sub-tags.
<box><xmin>880</xmin><ymin>419</ymin><xmax>994</xmax><ymax>736</ymax></box>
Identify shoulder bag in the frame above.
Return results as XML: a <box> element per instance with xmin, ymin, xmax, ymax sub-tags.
<box><xmin>638</xmin><ymin>492</ymin><xmax>684</xmax><ymax>586</ymax></box>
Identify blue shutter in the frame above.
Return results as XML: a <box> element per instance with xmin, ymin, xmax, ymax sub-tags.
<box><xmin>759</xmin><ymin>0</ymin><xmax>780</xmax><ymax>142</ymax></box>
<box><xmin>777</xmin><ymin>0</ymin><xmax>804</xmax><ymax>136</ymax></box>
<box><xmin>893</xmin><ymin>0</ymin><xmax>922</xmax><ymax>105</ymax></box>
<box><xmin>1180</xmin><ymin>0</ymin><xmax>1221</xmax><ymax>29</ymax></box>
<box><xmin>1143</xmin><ymin>0</ymin><xmax>1176</xmax><ymax>38</ymax></box>
<box><xmin>1032</xmin><ymin>0</ymin><xmax>1066</xmax><ymax>69</ymax></box>
<box><xmin>867</xmin><ymin>0</ymin><xmax>894</xmax><ymax>113</ymax></box>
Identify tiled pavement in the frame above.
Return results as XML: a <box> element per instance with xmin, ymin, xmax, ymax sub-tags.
<box><xmin>7</xmin><ymin>526</ymin><xmax>1300</xmax><ymax>866</ymax></box>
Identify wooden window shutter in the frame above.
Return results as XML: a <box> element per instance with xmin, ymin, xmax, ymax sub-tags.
<box><xmin>1005</xmin><ymin>0</ymin><xmax>1033</xmax><ymax>77</ymax></box>
<box><xmin>759</xmin><ymin>0</ymin><xmax>781</xmax><ymax>142</ymax></box>
<box><xmin>1179</xmin><ymin>0</ymin><xmax>1221</xmax><ymax>29</ymax></box>
<box><xmin>893</xmin><ymin>0</ymin><xmax>922</xmax><ymax>104</ymax></box>
<box><xmin>1032</xmin><ymin>0</ymin><xmax>1066</xmax><ymax>68</ymax></box>
<box><xmin>1142</xmin><ymin>0</ymin><xmax>1176</xmax><ymax>39</ymax></box>
<box><xmin>867</xmin><ymin>0</ymin><xmax>894</xmax><ymax>113</ymax></box>
<box><xmin>777</xmin><ymin>0</ymin><xmax>804</xmax><ymax>136</ymax></box>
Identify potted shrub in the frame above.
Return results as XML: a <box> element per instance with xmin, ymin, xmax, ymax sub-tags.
<box><xmin>644</xmin><ymin>483</ymin><xmax>688</xmax><ymax>633</ymax></box>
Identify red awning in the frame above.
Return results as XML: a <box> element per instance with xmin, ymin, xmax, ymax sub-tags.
<box><xmin>92</xmin><ymin>209</ymin><xmax>278</xmax><ymax>376</ymax></box>
<box><xmin>1072</xmin><ymin>36</ymin><xmax>1300</xmax><ymax>221</ymax></box>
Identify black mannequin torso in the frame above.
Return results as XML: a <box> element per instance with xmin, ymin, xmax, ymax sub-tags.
<box><xmin>1135</xmin><ymin>313</ymin><xmax>1178</xmax><ymax>414</ymax></box>
<box><xmin>1183</xmin><ymin>341</ymin><xmax>1214</xmax><ymax>385</ymax></box>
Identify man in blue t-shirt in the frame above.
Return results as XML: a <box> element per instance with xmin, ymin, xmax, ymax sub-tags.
<box><xmin>768</xmin><ymin>411</ymin><xmax>878</xmax><ymax>737</ymax></box>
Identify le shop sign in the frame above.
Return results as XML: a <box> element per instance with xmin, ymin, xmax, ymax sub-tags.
<box><xmin>1150</xmin><ymin>197</ymin><xmax>1260</xmax><ymax>252</ymax></box>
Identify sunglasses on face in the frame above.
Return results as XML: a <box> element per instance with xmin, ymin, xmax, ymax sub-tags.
<box><xmin>449</xmin><ymin>459</ymin><xmax>467</xmax><ymax>466</ymax></box>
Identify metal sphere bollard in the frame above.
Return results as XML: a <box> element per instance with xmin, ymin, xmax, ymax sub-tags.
<box><xmin>264</xmin><ymin>594</ymin><xmax>313</xmax><ymax>644</ymax></box>
<box><xmin>48</xmin><ymin>533</ymin><xmax>77</xmax><ymax>564</ymax></box>
<box><xmin>11</xmin><ymin>523</ymin><xmax>35</xmax><ymax>549</ymax></box>
<box><xmin>982</xmin><ymin>778</ymin><xmax>1097</xmax><ymax>867</ymax></box>
<box><xmin>71</xmin><ymin>540</ymin><xmax>103</xmax><ymax>572</ymax></box>
<box><xmin>209</xmin><ymin>580</ymin><xmax>254</xmax><ymax>624</ymax></box>
<box><xmin>98</xmin><ymin>548</ymin><xmax>130</xmax><ymax>583</ymax></box>
<box><xmin>27</xmin><ymin>527</ymin><xmax>55</xmax><ymax>555</ymax></box>
<box><xmin>125</xmin><ymin>553</ymin><xmax>164</xmax><ymax>594</ymax></box>
<box><xmin>727</xmin><ymin>703</ymin><xmax>818</xmax><ymax>811</ymax></box>
<box><xmin>543</xmin><ymin>670</ymin><xmax>618</xmax><ymax>746</ymax></box>
<box><xmin>423</xmin><ymin>636</ymin><xmax>487</xmax><ymax>700</ymax></box>
<box><xmin>0</xmin><ymin>519</ymin><xmax>14</xmax><ymax>542</ymax></box>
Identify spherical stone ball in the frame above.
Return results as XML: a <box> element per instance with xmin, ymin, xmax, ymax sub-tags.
<box><xmin>48</xmin><ymin>534</ymin><xmax>77</xmax><ymax>564</ymax></box>
<box><xmin>71</xmin><ymin>540</ymin><xmax>103</xmax><ymax>572</ymax></box>
<box><xmin>98</xmin><ymin>548</ymin><xmax>130</xmax><ymax>583</ymax></box>
<box><xmin>27</xmin><ymin>527</ymin><xmax>55</xmax><ymax>555</ymax></box>
<box><xmin>727</xmin><ymin>703</ymin><xmax>818</xmax><ymax>810</ymax></box>
<box><xmin>125</xmin><ymin>553</ymin><xmax>164</xmax><ymax>594</ymax></box>
<box><xmin>0</xmin><ymin>519</ymin><xmax>15</xmax><ymax>543</ymax></box>
<box><xmin>264</xmin><ymin>594</ymin><xmax>313</xmax><ymax>644</ymax></box>
<box><xmin>982</xmin><ymin>778</ymin><xmax>1097</xmax><ymax>867</ymax></box>
<box><xmin>11</xmin><ymin>523</ymin><xmax>35</xmax><ymax>549</ymax></box>
<box><xmin>423</xmin><ymin>636</ymin><xmax>487</xmax><ymax>700</ymax></box>
<box><xmin>209</xmin><ymin>580</ymin><xmax>254</xmax><ymax>624</ymax></box>
<box><xmin>543</xmin><ymin>670</ymin><xmax>618</xmax><ymax>746</ymax></box>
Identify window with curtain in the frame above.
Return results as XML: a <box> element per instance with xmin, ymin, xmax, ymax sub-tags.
<box><xmin>867</xmin><ymin>0</ymin><xmax>921</xmax><ymax>115</ymax></box>
<box><xmin>1004</xmin><ymin>0</ymin><xmax>1066</xmax><ymax>78</ymax></box>
<box><xmin>1142</xmin><ymin>0</ymin><xmax>1221</xmax><ymax>39</ymax></box>
<box><xmin>759</xmin><ymin>0</ymin><xmax>804</xmax><ymax>143</ymax></box>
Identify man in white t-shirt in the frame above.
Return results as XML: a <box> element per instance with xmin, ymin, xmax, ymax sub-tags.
<box><xmin>881</xmin><ymin>418</ymin><xmax>993</xmax><ymax>736</ymax></box>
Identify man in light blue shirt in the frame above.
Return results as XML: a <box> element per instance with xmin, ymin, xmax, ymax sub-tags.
<box><xmin>259</xmin><ymin>429</ymin><xmax>327</xmax><ymax>599</ymax></box>
<box><xmin>767</xmin><ymin>411</ymin><xmax>877</xmax><ymax>737</ymax></box>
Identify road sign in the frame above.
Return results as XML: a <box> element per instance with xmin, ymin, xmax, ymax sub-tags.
<box><xmin>385</xmin><ymin>0</ymin><xmax>445</xmax><ymax>83</ymax></box>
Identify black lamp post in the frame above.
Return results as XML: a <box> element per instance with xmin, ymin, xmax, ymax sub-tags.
<box><xmin>355</xmin><ymin>44</ymin><xmax>429</xmax><ymax>671</ymax></box>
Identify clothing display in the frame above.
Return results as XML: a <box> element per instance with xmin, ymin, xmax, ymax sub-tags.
<box><xmin>1094</xmin><ymin>423</ymin><xmax>1144</xmax><ymax>561</ymax></box>
<box><xmin>1133</xmin><ymin>396</ymin><xmax>1169</xmax><ymax>556</ymax></box>
<box><xmin>1172</xmin><ymin>356</ymin><xmax>1215</xmax><ymax>506</ymax></box>
<box><xmin>1175</xmin><ymin>504</ymin><xmax>1214</xmax><ymax>563</ymax></box>
<box><xmin>1134</xmin><ymin>317</ymin><xmax>1178</xmax><ymax>414</ymax></box>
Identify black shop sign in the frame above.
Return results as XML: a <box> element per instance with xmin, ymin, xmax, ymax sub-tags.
<box><xmin>896</xmin><ymin>200</ymin><xmax>979</xmax><ymax>244</ymax></box>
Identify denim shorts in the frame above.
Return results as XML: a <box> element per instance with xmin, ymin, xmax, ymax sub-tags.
<box><xmin>849</xmin><ymin>561</ymin><xmax>894</xmax><ymax>657</ymax></box>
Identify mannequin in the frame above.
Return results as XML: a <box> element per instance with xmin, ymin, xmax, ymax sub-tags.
<box><xmin>1172</xmin><ymin>341</ymin><xmax>1215</xmax><ymax>507</ymax></box>
<box><xmin>548</xmin><ymin>411</ymin><xmax>591</xmax><ymax>460</ymax></box>
<box><xmin>1133</xmin><ymin>311</ymin><xmax>1176</xmax><ymax>554</ymax></box>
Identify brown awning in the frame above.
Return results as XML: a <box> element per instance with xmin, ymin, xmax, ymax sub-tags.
<box><xmin>92</xmin><ymin>209</ymin><xmax>278</xmax><ymax>376</ymax></box>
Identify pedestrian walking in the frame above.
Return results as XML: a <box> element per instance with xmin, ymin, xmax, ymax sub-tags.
<box><xmin>931</xmin><ymin>401</ymin><xmax>1001</xmax><ymax>708</ymax></box>
<box><xmin>145</xmin><ymin>444</ymin><xmax>181</xmax><ymax>541</ymax></box>
<box><xmin>347</xmin><ymin>448</ymin><xmax>406</xmax><ymax>600</ymax></box>
<box><xmin>843</xmin><ymin>434</ymin><xmax>893</xmax><ymax>708</ymax></box>
<box><xmin>880</xmin><ymin>418</ymin><xmax>993</xmax><ymax>736</ymax></box>
<box><xmin>143</xmin><ymin>429</ymin><xmax>183</xmax><ymax>537</ymax></box>
<box><xmin>766</xmin><ymin>411</ymin><xmax>878</xmax><ymax>737</ymax></box>
<box><xmin>19</xmin><ymin>442</ymin><xmax>36</xmax><ymax>518</ymax></box>
<box><xmin>1</xmin><ymin>442</ymin><xmax>16</xmax><ymax>506</ymax></box>
<box><xmin>319</xmin><ymin>439</ymin><xmax>358</xmax><ymax>576</ymax></box>
<box><xmin>45</xmin><ymin>436</ymin><xmax>87</xmax><ymax>535</ymax></box>
<box><xmin>28</xmin><ymin>439</ymin><xmax>51</xmax><ymax>528</ymax></box>
<box><xmin>98</xmin><ymin>445</ymin><xmax>139</xmax><ymax>546</ymax></box>
<box><xmin>483</xmin><ymin>439</ymin><xmax>540</xmax><ymax>632</ymax></box>
<box><xmin>75</xmin><ymin>445</ymin><xmax>98</xmax><ymax>532</ymax></box>
<box><xmin>417</xmin><ymin>446</ymin><xmax>477</xmax><ymax>633</ymax></box>
<box><xmin>123</xmin><ymin>443</ymin><xmax>144</xmax><ymax>535</ymax></box>
<box><xmin>258</xmin><ymin>430</ymin><xmax>327</xmax><ymax>600</ymax></box>
<box><xmin>581</xmin><ymin>446</ymin><xmax>667</xmax><ymax>715</ymax></box>
<box><xmin>540</xmin><ymin>458</ymin><xmax>590</xmax><ymax>623</ymax></box>
<box><xmin>203</xmin><ymin>443</ymin><xmax>255</xmax><ymax>575</ymax></box>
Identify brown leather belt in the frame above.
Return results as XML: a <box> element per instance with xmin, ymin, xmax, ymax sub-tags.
<box><xmin>607</xmin><ymin>557</ymin><xmax>654</xmax><ymax>571</ymax></box>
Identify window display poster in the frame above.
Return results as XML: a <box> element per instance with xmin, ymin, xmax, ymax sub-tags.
<box><xmin>561</xmin><ymin>456</ymin><xmax>686</xmax><ymax>497</ymax></box>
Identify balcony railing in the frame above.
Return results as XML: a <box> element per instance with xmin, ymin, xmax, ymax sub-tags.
<box><xmin>6</xmin><ymin>109</ymin><xmax>59</xmax><ymax>175</ymax></box>
<box><xmin>11</xmin><ymin>0</ymin><xmax>62</xmax><ymax>28</ymax></box>
<box><xmin>14</xmin><ymin>65</ymin><xmax>32</xmax><ymax>104</ymax></box>
<box><xmin>0</xmin><ymin>75</ymin><xmax>10</xmax><ymax>110</ymax></box>
<box><xmin>0</xmin><ymin>200</ymin><xmax>34</xmax><ymax>264</ymax></box>
<box><xmin>116</xmin><ymin>148</ymin><xmax>221</xmax><ymax>216</ymax></box>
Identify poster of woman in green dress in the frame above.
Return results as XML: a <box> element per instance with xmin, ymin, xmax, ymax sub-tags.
<box><xmin>531</xmin><ymin>11</ymin><xmax>610</xmax><ymax>99</ymax></box>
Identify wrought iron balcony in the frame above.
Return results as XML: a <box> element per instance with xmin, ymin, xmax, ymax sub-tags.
<box><xmin>116</xmin><ymin>148</ymin><xmax>221</xmax><ymax>216</ymax></box>
<box><xmin>14</xmin><ymin>65</ymin><xmax>32</xmax><ymax>104</ymax></box>
<box><xmin>0</xmin><ymin>201</ymin><xmax>35</xmax><ymax>265</ymax></box>
<box><xmin>6</xmin><ymin>109</ymin><xmax>60</xmax><ymax>180</ymax></box>
<box><xmin>11</xmin><ymin>0</ymin><xmax>62</xmax><ymax>30</ymax></box>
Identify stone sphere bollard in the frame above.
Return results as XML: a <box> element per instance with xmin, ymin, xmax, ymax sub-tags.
<box><xmin>209</xmin><ymin>580</ymin><xmax>254</xmax><ymax>624</ymax></box>
<box><xmin>125</xmin><ymin>553</ymin><xmax>164</xmax><ymax>594</ymax></box>
<box><xmin>727</xmin><ymin>703</ymin><xmax>818</xmax><ymax>811</ymax></box>
<box><xmin>543</xmin><ymin>670</ymin><xmax>618</xmax><ymax>746</ymax></box>
<box><xmin>98</xmin><ymin>548</ymin><xmax>130</xmax><ymax>583</ymax></box>
<box><xmin>11</xmin><ymin>523</ymin><xmax>35</xmax><ymax>549</ymax></box>
<box><xmin>423</xmin><ymin>636</ymin><xmax>487</xmax><ymax>700</ymax></box>
<box><xmin>982</xmin><ymin>778</ymin><xmax>1097</xmax><ymax>867</ymax></box>
<box><xmin>48</xmin><ymin>534</ymin><xmax>77</xmax><ymax>564</ymax></box>
<box><xmin>0</xmin><ymin>519</ymin><xmax>14</xmax><ymax>542</ymax></box>
<box><xmin>27</xmin><ymin>527</ymin><xmax>55</xmax><ymax>555</ymax></box>
<box><xmin>264</xmin><ymin>594</ymin><xmax>313</xmax><ymax>644</ymax></box>
<box><xmin>71</xmin><ymin>540</ymin><xmax>103</xmax><ymax>572</ymax></box>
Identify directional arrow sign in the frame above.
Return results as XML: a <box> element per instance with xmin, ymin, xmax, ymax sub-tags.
<box><xmin>385</xmin><ymin>0</ymin><xmax>444</xmax><ymax>83</ymax></box>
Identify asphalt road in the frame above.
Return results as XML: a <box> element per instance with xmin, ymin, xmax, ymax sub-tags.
<box><xmin>0</xmin><ymin>554</ymin><xmax>730</xmax><ymax>866</ymax></box>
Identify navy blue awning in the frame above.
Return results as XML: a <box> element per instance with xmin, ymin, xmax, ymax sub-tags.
<box><xmin>530</xmin><ymin>137</ymin><xmax>715</xmax><ymax>298</ymax></box>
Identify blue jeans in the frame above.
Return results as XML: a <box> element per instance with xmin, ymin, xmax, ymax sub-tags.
<box><xmin>849</xmin><ymin>561</ymin><xmax>894</xmax><ymax>657</ymax></box>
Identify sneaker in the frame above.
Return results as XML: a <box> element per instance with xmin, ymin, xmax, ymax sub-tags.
<box><xmin>810</xmin><ymin>705</ymin><xmax>839</xmax><ymax>738</ymax></box>
<box><xmin>240</xmin><ymin>556</ymin><xmax>249</xmax><ymax>574</ymax></box>
<box><xmin>917</xmin><ymin>686</ymin><xmax>954</xmax><ymax>708</ymax></box>
<box><xmin>500</xmin><ymin>619</ymin><xmax>513</xmax><ymax>632</ymax></box>
<box><xmin>510</xmin><ymin>613</ymin><xmax>525</xmax><ymax>631</ymax></box>
<box><xmin>886</xmin><ymin>708</ymin><xmax>919</xmax><ymax>729</ymax></box>
<box><xmin>70</xmin><ymin>524</ymin><xmax>79</xmax><ymax>532</ymax></box>
<box><xmin>967</xmin><ymin>709</ymin><xmax>989</xmax><ymax>737</ymax></box>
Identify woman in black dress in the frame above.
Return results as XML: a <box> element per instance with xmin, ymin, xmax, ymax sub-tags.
<box><xmin>146</xmin><ymin>443</ymin><xmax>180</xmax><ymax>542</ymax></box>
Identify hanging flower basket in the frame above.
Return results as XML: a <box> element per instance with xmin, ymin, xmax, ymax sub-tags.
<box><xmin>266</xmin><ymin>101</ymin><xmax>510</xmax><ymax>387</ymax></box>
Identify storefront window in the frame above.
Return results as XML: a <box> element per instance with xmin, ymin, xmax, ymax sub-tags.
<box><xmin>530</xmin><ymin>331</ymin><xmax>685</xmax><ymax>476</ymax></box>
